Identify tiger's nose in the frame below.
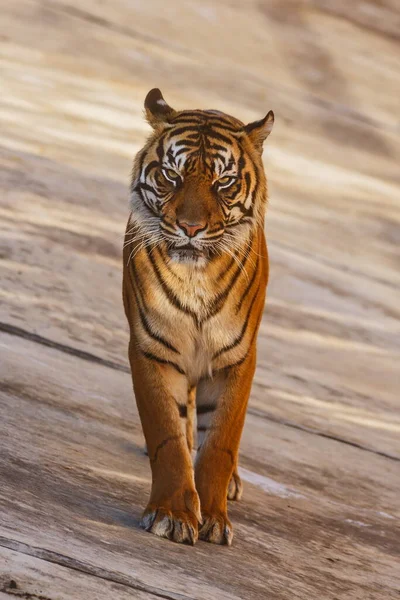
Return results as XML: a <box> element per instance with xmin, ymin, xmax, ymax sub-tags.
<box><xmin>177</xmin><ymin>220</ymin><xmax>207</xmax><ymax>238</ymax></box>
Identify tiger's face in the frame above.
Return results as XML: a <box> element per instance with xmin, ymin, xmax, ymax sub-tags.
<box><xmin>130</xmin><ymin>89</ymin><xmax>274</xmax><ymax>266</ymax></box>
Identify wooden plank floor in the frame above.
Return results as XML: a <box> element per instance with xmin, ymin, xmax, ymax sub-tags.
<box><xmin>0</xmin><ymin>1</ymin><xmax>399</xmax><ymax>598</ymax></box>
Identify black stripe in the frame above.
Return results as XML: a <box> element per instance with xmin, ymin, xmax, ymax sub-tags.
<box><xmin>168</xmin><ymin>125</ymin><xmax>199</xmax><ymax>137</ymax></box>
<box><xmin>155</xmin><ymin>132</ymin><xmax>168</xmax><ymax>163</ymax></box>
<box><xmin>213</xmin><ymin>304</ymin><xmax>263</xmax><ymax>374</ymax></box>
<box><xmin>203</xmin><ymin>130</ymin><xmax>235</xmax><ymax>145</ymax></box>
<box><xmin>140</xmin><ymin>182</ymin><xmax>158</xmax><ymax>194</ymax></box>
<box><xmin>197</xmin><ymin>403</ymin><xmax>216</xmax><ymax>415</ymax></box>
<box><xmin>204</xmin><ymin>230</ymin><xmax>223</xmax><ymax>240</ymax></box>
<box><xmin>173</xmin><ymin>146</ymin><xmax>192</xmax><ymax>158</ymax></box>
<box><xmin>225</xmin><ymin>219</ymin><xmax>243</xmax><ymax>228</ymax></box>
<box><xmin>131</xmin><ymin>283</ymin><xmax>180</xmax><ymax>354</ymax></box>
<box><xmin>176</xmin><ymin>403</ymin><xmax>188</xmax><ymax>418</ymax></box>
<box><xmin>142</xmin><ymin>350</ymin><xmax>185</xmax><ymax>375</ymax></box>
<box><xmin>209</xmin><ymin>142</ymin><xmax>227</xmax><ymax>152</ymax></box>
<box><xmin>130</xmin><ymin>147</ymin><xmax>147</xmax><ymax>193</ymax></box>
<box><xmin>172</xmin><ymin>113</ymin><xmax>238</xmax><ymax>130</ymax></box>
<box><xmin>213</xmin><ymin>283</ymin><xmax>260</xmax><ymax>359</ymax></box>
<box><xmin>222</xmin><ymin>185</ymin><xmax>242</xmax><ymax>204</ymax></box>
<box><xmin>203</xmin><ymin>116</ymin><xmax>242</xmax><ymax>132</ymax></box>
<box><xmin>223</xmin><ymin>194</ymin><xmax>244</xmax><ymax>209</ymax></box>
<box><xmin>169</xmin><ymin>118</ymin><xmax>203</xmax><ymax>127</ymax></box>
<box><xmin>211</xmin><ymin>152</ymin><xmax>229</xmax><ymax>164</ymax></box>
<box><xmin>166</xmin><ymin>147</ymin><xmax>175</xmax><ymax>162</ymax></box>
<box><xmin>172</xmin><ymin>112</ymin><xmax>239</xmax><ymax>131</ymax></box>
<box><xmin>197</xmin><ymin>425</ymin><xmax>208</xmax><ymax>432</ymax></box>
<box><xmin>205</xmin><ymin>114</ymin><xmax>241</xmax><ymax>129</ymax></box>
<box><xmin>146</xmin><ymin>247</ymin><xmax>200</xmax><ymax>326</ymax></box>
<box><xmin>171</xmin><ymin>111</ymin><xmax>203</xmax><ymax>121</ymax></box>
<box><xmin>160</xmin><ymin>219</ymin><xmax>178</xmax><ymax>235</ymax></box>
<box><xmin>213</xmin><ymin>355</ymin><xmax>246</xmax><ymax>374</ymax></box>
<box><xmin>244</xmin><ymin>172</ymin><xmax>251</xmax><ymax>201</ymax></box>
<box><xmin>206</xmin><ymin>238</ymin><xmax>252</xmax><ymax>319</ymax></box>
<box><xmin>208</xmin><ymin>222</ymin><xmax>224</xmax><ymax>235</ymax></box>
<box><xmin>236</xmin><ymin>254</ymin><xmax>260</xmax><ymax>313</ymax></box>
<box><xmin>151</xmin><ymin>434</ymin><xmax>184</xmax><ymax>464</ymax></box>
<box><xmin>157</xmin><ymin>244</ymin><xmax>184</xmax><ymax>283</ymax></box>
<box><xmin>185</xmin><ymin>160</ymin><xmax>198</xmax><ymax>175</ymax></box>
<box><xmin>173</xmin><ymin>140</ymin><xmax>199</xmax><ymax>149</ymax></box>
<box><xmin>237</xmin><ymin>148</ymin><xmax>245</xmax><ymax>176</ymax></box>
<box><xmin>143</xmin><ymin>160</ymin><xmax>159</xmax><ymax>179</ymax></box>
<box><xmin>209</xmin><ymin>123</ymin><xmax>240</xmax><ymax>134</ymax></box>
<box><xmin>242</xmin><ymin>203</ymin><xmax>254</xmax><ymax>220</ymax></box>
<box><xmin>246</xmin><ymin>152</ymin><xmax>259</xmax><ymax>208</ymax></box>
<box><xmin>132</xmin><ymin>184</ymin><xmax>159</xmax><ymax>218</ymax></box>
<box><xmin>129</xmin><ymin>255</ymin><xmax>149</xmax><ymax>302</ymax></box>
<box><xmin>146</xmin><ymin>248</ymin><xmax>186</xmax><ymax>311</ymax></box>
<box><xmin>217</xmin><ymin>253</ymin><xmax>236</xmax><ymax>281</ymax></box>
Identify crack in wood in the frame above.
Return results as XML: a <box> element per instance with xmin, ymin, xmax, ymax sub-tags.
<box><xmin>247</xmin><ymin>406</ymin><xmax>400</xmax><ymax>462</ymax></box>
<box><xmin>0</xmin><ymin>322</ymin><xmax>129</xmax><ymax>373</ymax></box>
<box><xmin>0</xmin><ymin>537</ymin><xmax>191</xmax><ymax>600</ymax></box>
<box><xmin>1</xmin><ymin>321</ymin><xmax>398</xmax><ymax>463</ymax></box>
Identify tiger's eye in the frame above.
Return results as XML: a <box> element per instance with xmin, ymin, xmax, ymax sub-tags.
<box><xmin>218</xmin><ymin>175</ymin><xmax>236</xmax><ymax>188</ymax></box>
<box><xmin>163</xmin><ymin>168</ymin><xmax>181</xmax><ymax>183</ymax></box>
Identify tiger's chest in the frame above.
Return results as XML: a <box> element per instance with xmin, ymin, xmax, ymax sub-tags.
<box><xmin>145</xmin><ymin>277</ymin><xmax>248</xmax><ymax>383</ymax></box>
<box><xmin>130</xmin><ymin>245</ymin><xmax>265</xmax><ymax>385</ymax></box>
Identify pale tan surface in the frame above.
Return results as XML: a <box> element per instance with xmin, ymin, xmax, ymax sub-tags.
<box><xmin>0</xmin><ymin>1</ymin><xmax>399</xmax><ymax>598</ymax></box>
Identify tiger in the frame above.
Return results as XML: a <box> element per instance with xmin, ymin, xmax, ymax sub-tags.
<box><xmin>123</xmin><ymin>88</ymin><xmax>273</xmax><ymax>546</ymax></box>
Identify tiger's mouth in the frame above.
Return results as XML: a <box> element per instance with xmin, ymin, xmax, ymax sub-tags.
<box><xmin>167</xmin><ymin>243</ymin><xmax>209</xmax><ymax>265</ymax></box>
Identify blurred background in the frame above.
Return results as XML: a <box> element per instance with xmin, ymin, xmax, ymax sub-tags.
<box><xmin>0</xmin><ymin>2</ymin><xmax>399</xmax><ymax>597</ymax></box>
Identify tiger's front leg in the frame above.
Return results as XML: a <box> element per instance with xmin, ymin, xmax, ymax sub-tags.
<box><xmin>195</xmin><ymin>349</ymin><xmax>256</xmax><ymax>545</ymax></box>
<box><xmin>128</xmin><ymin>340</ymin><xmax>201</xmax><ymax>545</ymax></box>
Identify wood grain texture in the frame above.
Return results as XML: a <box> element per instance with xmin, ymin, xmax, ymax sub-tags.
<box><xmin>1</xmin><ymin>332</ymin><xmax>399</xmax><ymax>599</ymax></box>
<box><xmin>0</xmin><ymin>0</ymin><xmax>399</xmax><ymax>597</ymax></box>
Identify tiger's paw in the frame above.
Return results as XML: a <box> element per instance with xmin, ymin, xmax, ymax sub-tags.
<box><xmin>141</xmin><ymin>506</ymin><xmax>199</xmax><ymax>545</ymax></box>
<box><xmin>141</xmin><ymin>489</ymin><xmax>201</xmax><ymax>545</ymax></box>
<box><xmin>227</xmin><ymin>470</ymin><xmax>243</xmax><ymax>501</ymax></box>
<box><xmin>199</xmin><ymin>512</ymin><xmax>233</xmax><ymax>546</ymax></box>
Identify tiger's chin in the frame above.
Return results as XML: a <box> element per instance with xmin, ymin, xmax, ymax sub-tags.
<box><xmin>168</xmin><ymin>245</ymin><xmax>209</xmax><ymax>267</ymax></box>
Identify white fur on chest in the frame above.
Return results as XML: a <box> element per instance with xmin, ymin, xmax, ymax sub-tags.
<box><xmin>141</xmin><ymin>263</ymin><xmax>244</xmax><ymax>383</ymax></box>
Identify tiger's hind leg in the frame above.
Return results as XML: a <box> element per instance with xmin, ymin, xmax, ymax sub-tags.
<box><xmin>227</xmin><ymin>464</ymin><xmax>243</xmax><ymax>501</ymax></box>
<box><xmin>196</xmin><ymin>385</ymin><xmax>243</xmax><ymax>504</ymax></box>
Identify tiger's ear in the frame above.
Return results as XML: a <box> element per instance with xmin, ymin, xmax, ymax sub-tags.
<box><xmin>144</xmin><ymin>88</ymin><xmax>176</xmax><ymax>129</ymax></box>
<box><xmin>244</xmin><ymin>110</ymin><xmax>274</xmax><ymax>152</ymax></box>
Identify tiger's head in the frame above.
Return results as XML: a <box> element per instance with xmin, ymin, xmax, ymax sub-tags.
<box><xmin>130</xmin><ymin>89</ymin><xmax>274</xmax><ymax>266</ymax></box>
